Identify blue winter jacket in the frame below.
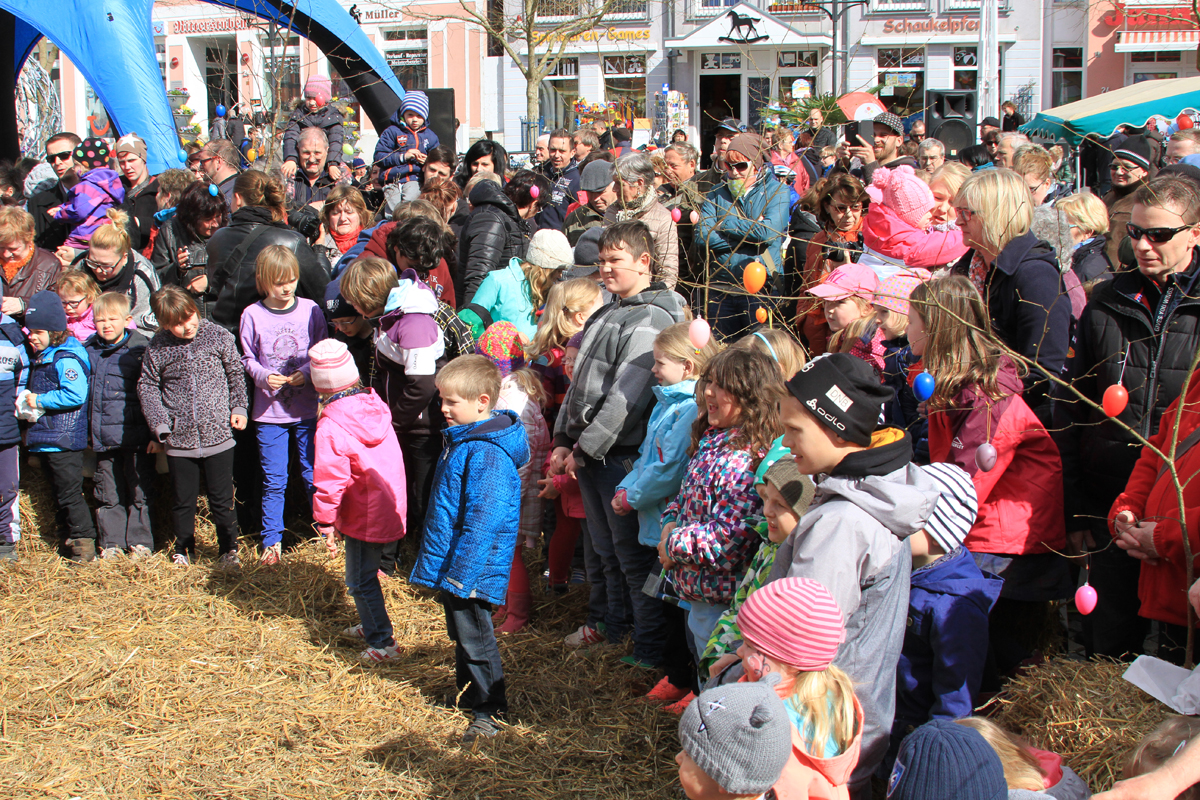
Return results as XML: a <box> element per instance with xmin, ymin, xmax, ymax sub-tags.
<box><xmin>616</xmin><ymin>380</ymin><xmax>699</xmax><ymax>547</ymax></box>
<box><xmin>27</xmin><ymin>336</ymin><xmax>90</xmax><ymax>453</ymax></box>
<box><xmin>892</xmin><ymin>547</ymin><xmax>1003</xmax><ymax>740</ymax></box>
<box><xmin>0</xmin><ymin>315</ymin><xmax>27</xmax><ymax>448</ymax></box>
<box><xmin>882</xmin><ymin>340</ymin><xmax>929</xmax><ymax>464</ymax></box>
<box><xmin>373</xmin><ymin>109</ymin><xmax>440</xmax><ymax>184</ymax></box>
<box><xmin>410</xmin><ymin>410</ymin><xmax>529</xmax><ymax>604</ymax></box>
<box><xmin>84</xmin><ymin>330</ymin><xmax>150</xmax><ymax>452</ymax></box>
<box><xmin>697</xmin><ymin>170</ymin><xmax>791</xmax><ymax>285</ymax></box>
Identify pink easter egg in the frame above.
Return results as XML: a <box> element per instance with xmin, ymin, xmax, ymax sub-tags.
<box><xmin>1075</xmin><ymin>583</ymin><xmax>1098</xmax><ymax>615</ymax></box>
<box><xmin>671</xmin><ymin>207</ymin><xmax>682</xmax><ymax>223</ymax></box>
<box><xmin>529</xmin><ymin>185</ymin><xmax>540</xmax><ymax>199</ymax></box>
<box><xmin>690</xmin><ymin>210</ymin><xmax>700</xmax><ymax>224</ymax></box>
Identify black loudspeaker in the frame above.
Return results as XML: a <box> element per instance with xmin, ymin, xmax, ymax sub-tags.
<box><xmin>423</xmin><ymin>87</ymin><xmax>456</xmax><ymax>151</ymax></box>
<box><xmin>927</xmin><ymin>90</ymin><xmax>977</xmax><ymax>157</ymax></box>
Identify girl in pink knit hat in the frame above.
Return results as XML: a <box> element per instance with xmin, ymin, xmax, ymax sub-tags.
<box><xmin>737</xmin><ymin>576</ymin><xmax>864</xmax><ymax>800</ymax></box>
<box><xmin>859</xmin><ymin>165</ymin><xmax>968</xmax><ymax>276</ymax></box>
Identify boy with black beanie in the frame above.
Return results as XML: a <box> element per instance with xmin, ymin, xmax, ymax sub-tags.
<box><xmin>768</xmin><ymin>353</ymin><xmax>941</xmax><ymax>800</ymax></box>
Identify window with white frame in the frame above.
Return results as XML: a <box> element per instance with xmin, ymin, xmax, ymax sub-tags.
<box><xmin>869</xmin><ymin>0</ymin><xmax>929</xmax><ymax>13</ymax></box>
<box><xmin>1051</xmin><ymin>47</ymin><xmax>1082</xmax><ymax>107</ymax></box>
<box><xmin>877</xmin><ymin>47</ymin><xmax>925</xmax><ymax>116</ymax></box>
<box><xmin>384</xmin><ymin>28</ymin><xmax>429</xmax><ymax>92</ymax></box>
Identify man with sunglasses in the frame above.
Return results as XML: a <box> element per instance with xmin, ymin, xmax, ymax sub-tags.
<box><xmin>28</xmin><ymin>132</ymin><xmax>82</xmax><ymax>251</ymax></box>
<box><xmin>198</xmin><ymin>139</ymin><xmax>241</xmax><ymax>211</ymax></box>
<box><xmin>1103</xmin><ymin>135</ymin><xmax>1154</xmax><ymax>267</ymax></box>
<box><xmin>1055</xmin><ymin>174</ymin><xmax>1200</xmax><ymax>662</ymax></box>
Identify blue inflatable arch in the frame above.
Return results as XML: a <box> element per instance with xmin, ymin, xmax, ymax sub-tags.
<box><xmin>0</xmin><ymin>0</ymin><xmax>405</xmax><ymax>174</ymax></box>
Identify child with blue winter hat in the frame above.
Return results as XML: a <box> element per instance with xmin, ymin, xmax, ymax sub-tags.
<box><xmin>373</xmin><ymin>90</ymin><xmax>440</xmax><ymax>206</ymax></box>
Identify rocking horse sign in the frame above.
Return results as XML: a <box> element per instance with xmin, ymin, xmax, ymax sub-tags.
<box><xmin>719</xmin><ymin>10</ymin><xmax>770</xmax><ymax>44</ymax></box>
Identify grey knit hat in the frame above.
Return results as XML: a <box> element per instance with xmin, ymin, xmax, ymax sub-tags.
<box><xmin>679</xmin><ymin>674</ymin><xmax>791</xmax><ymax>795</ymax></box>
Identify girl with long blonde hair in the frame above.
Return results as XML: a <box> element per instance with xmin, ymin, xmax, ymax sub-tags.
<box><xmin>527</xmin><ymin>277</ymin><xmax>603</xmax><ymax>421</ymax></box>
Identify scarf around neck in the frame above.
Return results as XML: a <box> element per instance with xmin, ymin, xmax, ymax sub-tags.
<box><xmin>614</xmin><ymin>186</ymin><xmax>658</xmax><ymax>222</ymax></box>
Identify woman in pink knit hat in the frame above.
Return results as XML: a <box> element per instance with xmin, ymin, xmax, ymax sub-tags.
<box><xmin>309</xmin><ymin>338</ymin><xmax>408</xmax><ymax>663</ymax></box>
<box><xmin>737</xmin><ymin>576</ymin><xmax>864</xmax><ymax>800</ymax></box>
<box><xmin>858</xmin><ymin>165</ymin><xmax>967</xmax><ymax>276</ymax></box>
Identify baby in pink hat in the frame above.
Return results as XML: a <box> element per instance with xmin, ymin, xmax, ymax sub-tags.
<box><xmin>860</xmin><ymin>165</ymin><xmax>967</xmax><ymax>273</ymax></box>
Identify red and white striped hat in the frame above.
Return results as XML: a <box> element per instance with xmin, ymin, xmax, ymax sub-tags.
<box><xmin>738</xmin><ymin>577</ymin><xmax>846</xmax><ymax>672</ymax></box>
<box><xmin>309</xmin><ymin>339</ymin><xmax>360</xmax><ymax>394</ymax></box>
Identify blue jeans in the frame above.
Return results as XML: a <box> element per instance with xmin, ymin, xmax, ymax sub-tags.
<box><xmin>706</xmin><ymin>276</ymin><xmax>780</xmax><ymax>341</ymax></box>
<box><xmin>441</xmin><ymin>591</ymin><xmax>507</xmax><ymax>719</ymax></box>
<box><xmin>576</xmin><ymin>454</ymin><xmax>668</xmax><ymax>664</ymax></box>
<box><xmin>256</xmin><ymin>419</ymin><xmax>316</xmax><ymax>547</ymax></box>
<box><xmin>579</xmin><ymin>518</ymin><xmax>608</xmax><ymax>630</ymax></box>
<box><xmin>344</xmin><ymin>536</ymin><xmax>394</xmax><ymax>649</ymax></box>
<box><xmin>686</xmin><ymin>600</ymin><xmax>730</xmax><ymax>662</ymax></box>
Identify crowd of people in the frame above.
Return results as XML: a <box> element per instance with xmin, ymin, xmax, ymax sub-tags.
<box><xmin>4</xmin><ymin>78</ymin><xmax>1200</xmax><ymax>798</ymax></box>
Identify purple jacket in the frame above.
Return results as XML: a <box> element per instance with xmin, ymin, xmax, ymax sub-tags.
<box><xmin>52</xmin><ymin>168</ymin><xmax>125</xmax><ymax>250</ymax></box>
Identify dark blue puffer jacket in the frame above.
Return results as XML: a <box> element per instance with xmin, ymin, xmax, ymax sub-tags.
<box><xmin>84</xmin><ymin>330</ymin><xmax>150</xmax><ymax>451</ymax></box>
<box><xmin>891</xmin><ymin>547</ymin><xmax>1003</xmax><ymax>745</ymax></box>
<box><xmin>0</xmin><ymin>315</ymin><xmax>27</xmax><ymax>448</ymax></box>
<box><xmin>409</xmin><ymin>410</ymin><xmax>529</xmax><ymax>604</ymax></box>
<box><xmin>882</xmin><ymin>340</ymin><xmax>928</xmax><ymax>464</ymax></box>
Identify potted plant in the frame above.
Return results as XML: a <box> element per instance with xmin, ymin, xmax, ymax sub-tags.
<box><xmin>167</xmin><ymin>88</ymin><xmax>190</xmax><ymax>112</ymax></box>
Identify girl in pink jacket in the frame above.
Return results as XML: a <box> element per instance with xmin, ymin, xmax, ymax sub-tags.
<box><xmin>859</xmin><ymin>165</ymin><xmax>967</xmax><ymax>276</ymax></box>
<box><xmin>309</xmin><ymin>339</ymin><xmax>408</xmax><ymax>664</ymax></box>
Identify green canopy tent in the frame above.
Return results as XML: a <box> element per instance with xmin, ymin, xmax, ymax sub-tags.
<box><xmin>1021</xmin><ymin>77</ymin><xmax>1200</xmax><ymax>146</ymax></box>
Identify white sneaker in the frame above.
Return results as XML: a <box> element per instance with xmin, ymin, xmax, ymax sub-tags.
<box><xmin>129</xmin><ymin>545</ymin><xmax>153</xmax><ymax>560</ymax></box>
<box><xmin>99</xmin><ymin>547</ymin><xmax>123</xmax><ymax>560</ymax></box>
<box><xmin>342</xmin><ymin>624</ymin><xmax>366</xmax><ymax>640</ymax></box>
<box><xmin>259</xmin><ymin>543</ymin><xmax>281</xmax><ymax>565</ymax></box>
<box><xmin>360</xmin><ymin>644</ymin><xmax>402</xmax><ymax>663</ymax></box>
<box><xmin>171</xmin><ymin>553</ymin><xmax>190</xmax><ymax>567</ymax></box>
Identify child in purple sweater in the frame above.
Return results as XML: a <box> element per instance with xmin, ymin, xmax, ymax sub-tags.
<box><xmin>48</xmin><ymin>137</ymin><xmax>125</xmax><ymax>257</ymax></box>
<box><xmin>239</xmin><ymin>245</ymin><xmax>327</xmax><ymax>564</ymax></box>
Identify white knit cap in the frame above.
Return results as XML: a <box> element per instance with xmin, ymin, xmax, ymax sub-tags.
<box><xmin>525</xmin><ymin>229</ymin><xmax>575</xmax><ymax>271</ymax></box>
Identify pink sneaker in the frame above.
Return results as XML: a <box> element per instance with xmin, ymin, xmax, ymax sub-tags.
<box><xmin>663</xmin><ymin>691</ymin><xmax>696</xmax><ymax>715</ymax></box>
<box><xmin>645</xmin><ymin>675</ymin><xmax>690</xmax><ymax>704</ymax></box>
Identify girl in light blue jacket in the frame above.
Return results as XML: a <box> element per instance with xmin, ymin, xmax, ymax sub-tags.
<box><xmin>613</xmin><ymin>322</ymin><xmax>720</xmax><ymax>547</ymax></box>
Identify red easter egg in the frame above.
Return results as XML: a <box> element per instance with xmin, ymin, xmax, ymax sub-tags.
<box><xmin>975</xmin><ymin>442</ymin><xmax>997</xmax><ymax>472</ymax></box>
<box><xmin>1103</xmin><ymin>384</ymin><xmax>1129</xmax><ymax>418</ymax></box>
<box><xmin>529</xmin><ymin>185</ymin><xmax>540</xmax><ymax>199</ymax></box>
<box><xmin>1179</xmin><ymin>113</ymin><xmax>1195</xmax><ymax>130</ymax></box>
<box><xmin>1075</xmin><ymin>583</ymin><xmax>1098</xmax><ymax>615</ymax></box>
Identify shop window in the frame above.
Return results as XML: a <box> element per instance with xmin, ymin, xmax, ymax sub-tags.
<box><xmin>953</xmin><ymin>46</ymin><xmax>977</xmax><ymax>91</ymax></box>
<box><xmin>387</xmin><ymin>51</ymin><xmax>428</xmax><ymax>91</ymax></box>
<box><xmin>877</xmin><ymin>47</ymin><xmax>924</xmax><ymax>117</ymax></box>
<box><xmin>542</xmin><ymin>58</ymin><xmax>580</xmax><ymax>130</ymax></box>
<box><xmin>1051</xmin><ymin>47</ymin><xmax>1083</xmax><ymax>107</ymax></box>
<box><xmin>606</xmin><ymin>76</ymin><xmax>647</xmax><ymax>122</ymax></box>
<box><xmin>206</xmin><ymin>46</ymin><xmax>238</xmax><ymax>121</ymax></box>
<box><xmin>777</xmin><ymin>51</ymin><xmax>819</xmax><ymax>69</ymax></box>
<box><xmin>748</xmin><ymin>77</ymin><xmax>771</xmax><ymax>129</ymax></box>
<box><xmin>384</xmin><ymin>28</ymin><xmax>428</xmax><ymax>41</ymax></box>
<box><xmin>156</xmin><ymin>40</ymin><xmax>166</xmax><ymax>83</ymax></box>
<box><xmin>1131</xmin><ymin>51</ymin><xmax>1183</xmax><ymax>63</ymax></box>
<box><xmin>1135</xmin><ymin>72</ymin><xmax>1178</xmax><ymax>83</ymax></box>
<box><xmin>262</xmin><ymin>37</ymin><xmax>301</xmax><ymax>120</ymax></box>
<box><xmin>780</xmin><ymin>77</ymin><xmax>814</xmax><ymax>104</ymax></box>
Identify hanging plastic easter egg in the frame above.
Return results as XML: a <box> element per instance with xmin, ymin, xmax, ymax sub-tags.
<box><xmin>913</xmin><ymin>371</ymin><xmax>936</xmax><ymax>402</ymax></box>
<box><xmin>755</xmin><ymin>307</ymin><xmax>768</xmax><ymax>324</ymax></box>
<box><xmin>1179</xmin><ymin>113</ymin><xmax>1195</xmax><ymax>130</ymax></box>
<box><xmin>671</xmin><ymin>207</ymin><xmax>682</xmax><ymax>223</ymax></box>
<box><xmin>342</xmin><ymin>143</ymin><xmax>355</xmax><ymax>157</ymax></box>
<box><xmin>1103</xmin><ymin>384</ymin><xmax>1129</xmax><ymax>418</ymax></box>
<box><xmin>208</xmin><ymin>183</ymin><xmax>219</xmax><ymax>197</ymax></box>
<box><xmin>246</xmin><ymin>148</ymin><xmax>257</xmax><ymax>162</ymax></box>
<box><xmin>975</xmin><ymin>442</ymin><xmax>998</xmax><ymax>472</ymax></box>
<box><xmin>689</xmin><ymin>318</ymin><xmax>711</xmax><ymax>350</ymax></box>
<box><xmin>177</xmin><ymin>148</ymin><xmax>187</xmax><ymax>164</ymax></box>
<box><xmin>743</xmin><ymin>262</ymin><xmax>767</xmax><ymax>294</ymax></box>
<box><xmin>215</xmin><ymin>104</ymin><xmax>227</xmax><ymax>118</ymax></box>
<box><xmin>1075</xmin><ymin>583</ymin><xmax>1098</xmax><ymax>616</ymax></box>
<box><xmin>529</xmin><ymin>184</ymin><xmax>540</xmax><ymax>199</ymax></box>
<box><xmin>690</xmin><ymin>210</ymin><xmax>700</xmax><ymax>225</ymax></box>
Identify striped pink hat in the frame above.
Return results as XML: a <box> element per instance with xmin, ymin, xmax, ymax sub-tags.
<box><xmin>309</xmin><ymin>339</ymin><xmax>360</xmax><ymax>394</ymax></box>
<box><xmin>738</xmin><ymin>577</ymin><xmax>846</xmax><ymax>672</ymax></box>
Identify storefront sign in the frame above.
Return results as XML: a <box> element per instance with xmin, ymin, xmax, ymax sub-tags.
<box><xmin>1103</xmin><ymin>4</ymin><xmax>1198</xmax><ymax>28</ymax></box>
<box><xmin>534</xmin><ymin>27</ymin><xmax>651</xmax><ymax>46</ymax></box>
<box><xmin>604</xmin><ymin>55</ymin><xmax>646</xmax><ymax>74</ymax></box>
<box><xmin>386</xmin><ymin>50</ymin><xmax>427</xmax><ymax>67</ymax></box>
<box><xmin>702</xmin><ymin>53</ymin><xmax>742</xmax><ymax>70</ymax></box>
<box><xmin>880</xmin><ymin>17</ymin><xmax>979</xmax><ymax>35</ymax></box>
<box><xmin>171</xmin><ymin>17</ymin><xmax>248</xmax><ymax>35</ymax></box>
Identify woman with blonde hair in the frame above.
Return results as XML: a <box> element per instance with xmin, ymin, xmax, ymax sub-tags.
<box><xmin>82</xmin><ymin>208</ymin><xmax>162</xmax><ymax>335</ymax></box>
<box><xmin>956</xmin><ymin>717</ymin><xmax>1091</xmax><ymax>799</ymax></box>
<box><xmin>0</xmin><ymin>205</ymin><xmax>61</xmax><ymax>322</ymax></box>
<box><xmin>949</xmin><ymin>168</ymin><xmax>1072</xmax><ymax>426</ymax></box>
<box><xmin>205</xmin><ymin>170</ymin><xmax>329</xmax><ymax>333</ymax></box>
<box><xmin>1057</xmin><ymin>192</ymin><xmax>1113</xmax><ymax>285</ymax></box>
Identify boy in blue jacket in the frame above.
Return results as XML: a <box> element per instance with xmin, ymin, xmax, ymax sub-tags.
<box><xmin>84</xmin><ymin>292</ymin><xmax>153</xmax><ymax>560</ymax></box>
<box><xmin>887</xmin><ymin>461</ymin><xmax>1003</xmax><ymax>771</ymax></box>
<box><xmin>0</xmin><ymin>299</ymin><xmax>27</xmax><ymax>560</ymax></box>
<box><xmin>409</xmin><ymin>354</ymin><xmax>528</xmax><ymax>744</ymax></box>
<box><xmin>374</xmin><ymin>90</ymin><xmax>439</xmax><ymax>210</ymax></box>
<box><xmin>22</xmin><ymin>291</ymin><xmax>95</xmax><ymax>561</ymax></box>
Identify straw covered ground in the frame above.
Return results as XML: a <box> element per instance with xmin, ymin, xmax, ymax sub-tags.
<box><xmin>0</xmin><ymin>466</ymin><xmax>1180</xmax><ymax>798</ymax></box>
<box><xmin>0</xmin><ymin>468</ymin><xmax>681</xmax><ymax>800</ymax></box>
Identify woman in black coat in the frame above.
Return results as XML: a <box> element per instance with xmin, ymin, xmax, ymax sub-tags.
<box><xmin>205</xmin><ymin>170</ymin><xmax>330</xmax><ymax>333</ymax></box>
<box><xmin>152</xmin><ymin>182</ymin><xmax>229</xmax><ymax>319</ymax></box>
<box><xmin>1056</xmin><ymin>192</ymin><xmax>1114</xmax><ymax>287</ymax></box>
<box><xmin>456</xmin><ymin>170</ymin><xmax>549</xmax><ymax>305</ymax></box>
<box><xmin>454</xmin><ymin>140</ymin><xmax>510</xmax><ymax>190</ymax></box>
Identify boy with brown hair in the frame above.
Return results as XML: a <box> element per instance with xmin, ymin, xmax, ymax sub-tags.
<box><xmin>409</xmin><ymin>354</ymin><xmax>528</xmax><ymax>743</ymax></box>
<box><xmin>549</xmin><ymin>220</ymin><xmax>686</xmax><ymax>665</ymax></box>
<box><xmin>137</xmin><ymin>286</ymin><xmax>247</xmax><ymax>567</ymax></box>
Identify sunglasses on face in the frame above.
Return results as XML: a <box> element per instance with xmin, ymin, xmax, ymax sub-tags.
<box><xmin>47</xmin><ymin>151</ymin><xmax>72</xmax><ymax>163</ymax></box>
<box><xmin>724</xmin><ymin>161</ymin><xmax>751</xmax><ymax>172</ymax></box>
<box><xmin>1127</xmin><ymin>222</ymin><xmax>1196</xmax><ymax>243</ymax></box>
<box><xmin>832</xmin><ymin>203</ymin><xmax>862</xmax><ymax>214</ymax></box>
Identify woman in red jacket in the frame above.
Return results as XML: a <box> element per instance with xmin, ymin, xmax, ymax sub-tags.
<box><xmin>911</xmin><ymin>275</ymin><xmax>1070</xmax><ymax>685</ymax></box>
<box><xmin>1110</xmin><ymin>367</ymin><xmax>1200</xmax><ymax>665</ymax></box>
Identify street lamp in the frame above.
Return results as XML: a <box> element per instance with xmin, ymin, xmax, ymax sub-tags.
<box><xmin>804</xmin><ymin>0</ymin><xmax>870</xmax><ymax>96</ymax></box>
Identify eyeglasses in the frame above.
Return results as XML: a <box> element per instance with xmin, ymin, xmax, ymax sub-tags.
<box><xmin>831</xmin><ymin>203</ymin><xmax>862</xmax><ymax>214</ymax></box>
<box><xmin>61</xmin><ymin>297</ymin><xmax>88</xmax><ymax>309</ymax></box>
<box><xmin>955</xmin><ymin>206</ymin><xmax>975</xmax><ymax>221</ymax></box>
<box><xmin>1127</xmin><ymin>222</ymin><xmax>1196</xmax><ymax>243</ymax></box>
<box><xmin>724</xmin><ymin>161</ymin><xmax>752</xmax><ymax>172</ymax></box>
<box><xmin>85</xmin><ymin>257</ymin><xmax>122</xmax><ymax>272</ymax></box>
<box><xmin>1110</xmin><ymin>163</ymin><xmax>1141</xmax><ymax>173</ymax></box>
<box><xmin>330</xmin><ymin>317</ymin><xmax>362</xmax><ymax>330</ymax></box>
<box><xmin>47</xmin><ymin>151</ymin><xmax>72</xmax><ymax>163</ymax></box>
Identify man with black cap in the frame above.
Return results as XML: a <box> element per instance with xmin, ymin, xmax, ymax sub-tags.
<box><xmin>844</xmin><ymin>112</ymin><xmax>917</xmax><ymax>185</ymax></box>
<box><xmin>769</xmin><ymin>353</ymin><xmax>941</xmax><ymax>800</ymax></box>
<box><xmin>979</xmin><ymin>115</ymin><xmax>1001</xmax><ymax>139</ymax></box>
<box><xmin>697</xmin><ymin>117</ymin><xmax>743</xmax><ymax>183</ymax></box>
<box><xmin>1103</xmin><ymin>135</ymin><xmax>1154</xmax><ymax>267</ymax></box>
<box><xmin>565</xmin><ymin>160</ymin><xmax>616</xmax><ymax>246</ymax></box>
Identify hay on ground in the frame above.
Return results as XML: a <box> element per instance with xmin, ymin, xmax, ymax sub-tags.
<box><xmin>987</xmin><ymin>656</ymin><xmax>1173</xmax><ymax>790</ymax></box>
